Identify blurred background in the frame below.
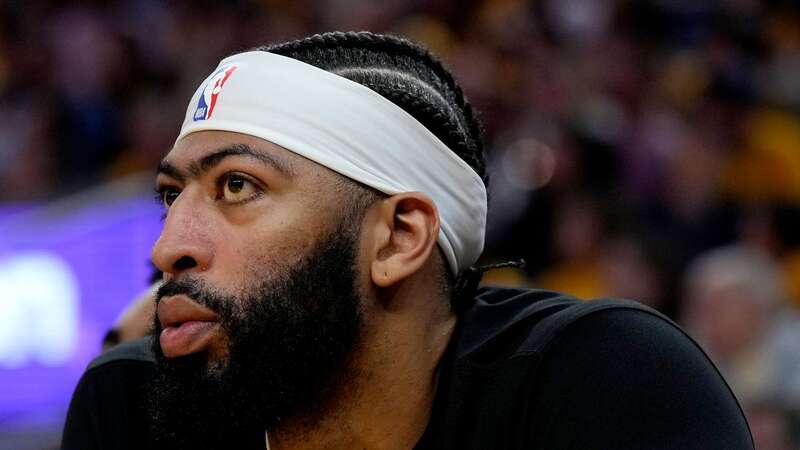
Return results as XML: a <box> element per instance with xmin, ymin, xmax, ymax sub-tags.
<box><xmin>1</xmin><ymin>0</ymin><xmax>799</xmax><ymax>448</ymax></box>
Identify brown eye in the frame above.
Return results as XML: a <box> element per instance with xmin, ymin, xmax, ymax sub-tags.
<box><xmin>227</xmin><ymin>176</ymin><xmax>245</xmax><ymax>194</ymax></box>
<box><xmin>221</xmin><ymin>173</ymin><xmax>261</xmax><ymax>203</ymax></box>
<box><xmin>161</xmin><ymin>188</ymin><xmax>180</xmax><ymax>207</ymax></box>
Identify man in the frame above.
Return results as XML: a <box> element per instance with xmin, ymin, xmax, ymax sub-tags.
<box><xmin>101</xmin><ymin>280</ymin><xmax>159</xmax><ymax>351</ymax></box>
<box><xmin>62</xmin><ymin>31</ymin><xmax>754</xmax><ymax>450</ymax></box>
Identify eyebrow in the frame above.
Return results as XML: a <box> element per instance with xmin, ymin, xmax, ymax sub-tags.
<box><xmin>156</xmin><ymin>143</ymin><xmax>296</xmax><ymax>182</ymax></box>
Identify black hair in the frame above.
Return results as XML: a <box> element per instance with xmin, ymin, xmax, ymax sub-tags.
<box><xmin>258</xmin><ymin>31</ymin><xmax>487</xmax><ymax>185</ymax></box>
<box><xmin>256</xmin><ymin>31</ymin><xmax>488</xmax><ymax>310</ymax></box>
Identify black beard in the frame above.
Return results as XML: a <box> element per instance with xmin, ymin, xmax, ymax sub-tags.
<box><xmin>145</xmin><ymin>223</ymin><xmax>364</xmax><ymax>449</ymax></box>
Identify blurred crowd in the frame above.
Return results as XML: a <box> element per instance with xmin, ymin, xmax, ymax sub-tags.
<box><xmin>2</xmin><ymin>0</ymin><xmax>800</xmax><ymax>447</ymax></box>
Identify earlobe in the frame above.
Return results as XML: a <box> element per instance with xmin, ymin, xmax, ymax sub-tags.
<box><xmin>369</xmin><ymin>193</ymin><xmax>440</xmax><ymax>288</ymax></box>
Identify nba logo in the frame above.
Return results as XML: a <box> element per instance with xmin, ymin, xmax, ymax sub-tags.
<box><xmin>193</xmin><ymin>64</ymin><xmax>238</xmax><ymax>121</ymax></box>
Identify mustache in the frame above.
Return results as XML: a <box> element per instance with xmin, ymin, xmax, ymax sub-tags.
<box><xmin>156</xmin><ymin>277</ymin><xmax>221</xmax><ymax>313</ymax></box>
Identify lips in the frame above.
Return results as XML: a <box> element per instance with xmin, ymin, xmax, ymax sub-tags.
<box><xmin>157</xmin><ymin>295</ymin><xmax>221</xmax><ymax>358</ymax></box>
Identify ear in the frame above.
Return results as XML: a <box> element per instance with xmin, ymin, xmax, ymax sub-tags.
<box><xmin>367</xmin><ymin>192</ymin><xmax>440</xmax><ymax>288</ymax></box>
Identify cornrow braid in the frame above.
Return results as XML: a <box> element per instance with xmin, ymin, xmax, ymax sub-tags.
<box><xmin>256</xmin><ymin>31</ymin><xmax>488</xmax><ymax>187</ymax></box>
<box><xmin>253</xmin><ymin>31</ymin><xmax>488</xmax><ymax>310</ymax></box>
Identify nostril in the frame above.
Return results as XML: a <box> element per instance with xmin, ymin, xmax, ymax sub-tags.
<box><xmin>174</xmin><ymin>256</ymin><xmax>197</xmax><ymax>271</ymax></box>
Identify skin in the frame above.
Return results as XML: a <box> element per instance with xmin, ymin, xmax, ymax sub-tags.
<box><xmin>152</xmin><ymin>130</ymin><xmax>457</xmax><ymax>450</ymax></box>
<box><xmin>102</xmin><ymin>283</ymin><xmax>157</xmax><ymax>351</ymax></box>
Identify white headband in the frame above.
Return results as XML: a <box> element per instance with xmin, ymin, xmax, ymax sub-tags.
<box><xmin>177</xmin><ymin>51</ymin><xmax>487</xmax><ymax>274</ymax></box>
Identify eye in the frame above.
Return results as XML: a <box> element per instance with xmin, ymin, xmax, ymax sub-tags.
<box><xmin>220</xmin><ymin>173</ymin><xmax>262</xmax><ymax>204</ymax></box>
<box><xmin>156</xmin><ymin>186</ymin><xmax>181</xmax><ymax>208</ymax></box>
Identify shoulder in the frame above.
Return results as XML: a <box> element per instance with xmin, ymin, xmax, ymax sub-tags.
<box><xmin>440</xmin><ymin>287</ymin><xmax>754</xmax><ymax>449</ymax></box>
<box><xmin>87</xmin><ymin>336</ymin><xmax>156</xmax><ymax>371</ymax></box>
<box><xmin>453</xmin><ymin>286</ymin><xmax>652</xmax><ymax>361</ymax></box>
<box><xmin>77</xmin><ymin>336</ymin><xmax>157</xmax><ymax>406</ymax></box>
<box><xmin>62</xmin><ymin>337</ymin><xmax>157</xmax><ymax>450</ymax></box>
<box><xmin>526</xmin><ymin>302</ymin><xmax>754</xmax><ymax>449</ymax></box>
<box><xmin>70</xmin><ymin>335</ymin><xmax>156</xmax><ymax>408</ymax></box>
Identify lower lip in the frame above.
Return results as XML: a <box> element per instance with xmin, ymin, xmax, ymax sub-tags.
<box><xmin>159</xmin><ymin>321</ymin><xmax>219</xmax><ymax>358</ymax></box>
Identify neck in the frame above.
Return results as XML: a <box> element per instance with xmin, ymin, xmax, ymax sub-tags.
<box><xmin>269</xmin><ymin>290</ymin><xmax>457</xmax><ymax>450</ymax></box>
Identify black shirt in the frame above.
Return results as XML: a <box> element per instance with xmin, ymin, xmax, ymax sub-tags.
<box><xmin>61</xmin><ymin>288</ymin><xmax>754</xmax><ymax>449</ymax></box>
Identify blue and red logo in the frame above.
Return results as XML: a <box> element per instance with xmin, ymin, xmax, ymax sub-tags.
<box><xmin>193</xmin><ymin>64</ymin><xmax>238</xmax><ymax>121</ymax></box>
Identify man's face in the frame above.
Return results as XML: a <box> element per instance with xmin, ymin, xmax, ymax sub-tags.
<box><xmin>153</xmin><ymin>130</ymin><xmax>361</xmax><ymax>308</ymax></box>
<box><xmin>148</xmin><ymin>131</ymin><xmax>369</xmax><ymax>446</ymax></box>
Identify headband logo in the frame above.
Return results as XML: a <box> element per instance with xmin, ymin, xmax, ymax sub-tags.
<box><xmin>193</xmin><ymin>64</ymin><xmax>238</xmax><ymax>121</ymax></box>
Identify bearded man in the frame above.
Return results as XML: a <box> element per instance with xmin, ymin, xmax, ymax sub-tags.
<box><xmin>61</xmin><ymin>32</ymin><xmax>754</xmax><ymax>450</ymax></box>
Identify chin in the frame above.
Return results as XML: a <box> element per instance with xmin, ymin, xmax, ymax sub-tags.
<box><xmin>202</xmin><ymin>356</ymin><xmax>230</xmax><ymax>376</ymax></box>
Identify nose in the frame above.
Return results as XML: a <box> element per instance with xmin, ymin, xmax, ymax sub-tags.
<box><xmin>151</xmin><ymin>191</ymin><xmax>214</xmax><ymax>278</ymax></box>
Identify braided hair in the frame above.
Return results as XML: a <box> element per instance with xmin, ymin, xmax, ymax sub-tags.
<box><xmin>256</xmin><ymin>31</ymin><xmax>488</xmax><ymax>310</ymax></box>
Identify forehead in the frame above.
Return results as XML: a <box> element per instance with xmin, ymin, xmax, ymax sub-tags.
<box><xmin>165</xmin><ymin>130</ymin><xmax>309</xmax><ymax>173</ymax></box>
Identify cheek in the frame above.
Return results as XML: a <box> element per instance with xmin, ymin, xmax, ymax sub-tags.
<box><xmin>211</xmin><ymin>220</ymin><xmax>318</xmax><ymax>288</ymax></box>
<box><xmin>207</xmin><ymin>184</ymin><xmax>341</xmax><ymax>287</ymax></box>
